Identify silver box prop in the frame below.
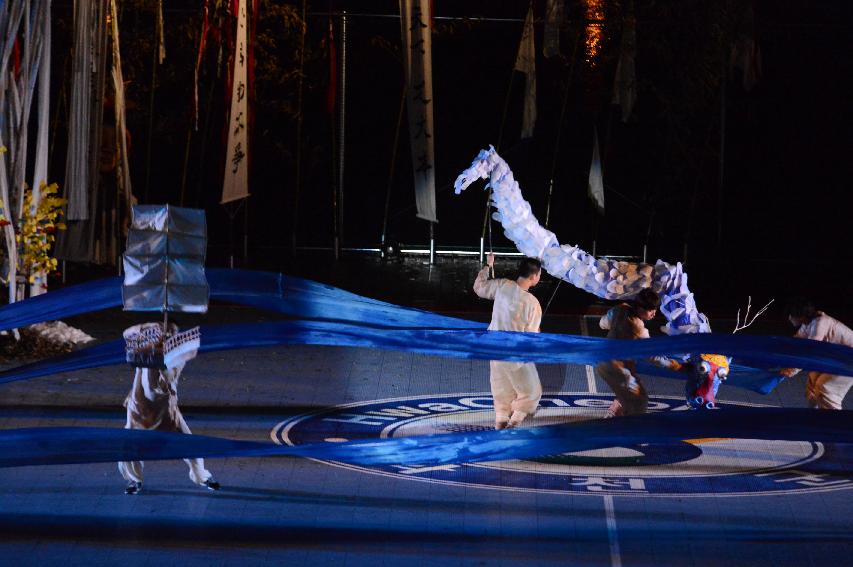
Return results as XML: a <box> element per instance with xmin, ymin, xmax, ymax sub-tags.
<box><xmin>122</xmin><ymin>205</ymin><xmax>208</xmax><ymax>369</ymax></box>
<box><xmin>122</xmin><ymin>205</ymin><xmax>209</xmax><ymax>313</ymax></box>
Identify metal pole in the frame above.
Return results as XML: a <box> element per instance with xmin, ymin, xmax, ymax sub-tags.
<box><xmin>544</xmin><ymin>29</ymin><xmax>583</xmax><ymax>228</ymax></box>
<box><xmin>243</xmin><ymin>200</ymin><xmax>249</xmax><ymax>262</ymax></box>
<box><xmin>717</xmin><ymin>56</ymin><xmax>726</xmax><ymax>255</ymax></box>
<box><xmin>483</xmin><ymin>22</ymin><xmax>521</xmax><ymax>252</ymax></box>
<box><xmin>228</xmin><ymin>207</ymin><xmax>235</xmax><ymax>268</ymax></box>
<box><xmin>179</xmin><ymin>127</ymin><xmax>192</xmax><ymax>205</ymax></box>
<box><xmin>337</xmin><ymin>11</ymin><xmax>347</xmax><ymax>252</ymax></box>
<box><xmin>163</xmin><ymin>204</ymin><xmax>169</xmax><ymax>333</ymax></box>
<box><xmin>429</xmin><ymin>222</ymin><xmax>435</xmax><ymax>265</ymax></box>
<box><xmin>291</xmin><ymin>0</ymin><xmax>307</xmax><ymax>255</ymax></box>
<box><xmin>328</xmin><ymin>14</ymin><xmax>339</xmax><ymax>260</ymax></box>
<box><xmin>643</xmin><ymin>209</ymin><xmax>654</xmax><ymax>264</ymax></box>
<box><xmin>381</xmin><ymin>84</ymin><xmax>406</xmax><ymax>259</ymax></box>
<box><xmin>143</xmin><ymin>8</ymin><xmax>160</xmax><ymax>202</ymax></box>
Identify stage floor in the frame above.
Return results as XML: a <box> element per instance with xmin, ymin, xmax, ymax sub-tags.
<box><xmin>1</xmin><ymin>310</ymin><xmax>851</xmax><ymax>566</ymax></box>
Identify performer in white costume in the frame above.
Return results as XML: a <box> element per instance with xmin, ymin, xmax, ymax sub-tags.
<box><xmin>118</xmin><ymin>322</ymin><xmax>219</xmax><ymax>494</ymax></box>
<box><xmin>474</xmin><ymin>253</ymin><xmax>543</xmax><ymax>429</ymax></box>
<box><xmin>781</xmin><ymin>298</ymin><xmax>853</xmax><ymax>410</ymax></box>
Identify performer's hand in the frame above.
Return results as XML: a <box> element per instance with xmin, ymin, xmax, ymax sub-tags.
<box><xmin>486</xmin><ymin>253</ymin><xmax>495</xmax><ymax>268</ymax></box>
<box><xmin>650</xmin><ymin>356</ymin><xmax>682</xmax><ymax>372</ymax></box>
<box><xmin>779</xmin><ymin>368</ymin><xmax>798</xmax><ymax>378</ymax></box>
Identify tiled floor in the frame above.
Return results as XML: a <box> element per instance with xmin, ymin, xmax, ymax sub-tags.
<box><xmin>0</xmin><ymin>261</ymin><xmax>851</xmax><ymax>566</ymax></box>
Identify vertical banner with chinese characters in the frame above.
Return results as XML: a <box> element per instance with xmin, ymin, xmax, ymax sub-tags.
<box><xmin>400</xmin><ymin>0</ymin><xmax>437</xmax><ymax>223</ymax></box>
<box><xmin>221</xmin><ymin>0</ymin><xmax>250</xmax><ymax>204</ymax></box>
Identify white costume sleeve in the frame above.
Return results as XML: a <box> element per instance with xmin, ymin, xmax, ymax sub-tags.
<box><xmin>473</xmin><ymin>266</ymin><xmax>501</xmax><ymax>300</ymax></box>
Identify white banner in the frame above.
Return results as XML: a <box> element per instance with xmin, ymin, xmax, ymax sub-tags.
<box><xmin>588</xmin><ymin>127</ymin><xmax>605</xmax><ymax>213</ymax></box>
<box><xmin>221</xmin><ymin>0</ymin><xmax>250</xmax><ymax>204</ymax></box>
<box><xmin>400</xmin><ymin>0</ymin><xmax>437</xmax><ymax>223</ymax></box>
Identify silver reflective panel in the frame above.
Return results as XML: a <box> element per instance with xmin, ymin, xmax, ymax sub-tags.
<box><xmin>121</xmin><ymin>205</ymin><xmax>209</xmax><ymax>313</ymax></box>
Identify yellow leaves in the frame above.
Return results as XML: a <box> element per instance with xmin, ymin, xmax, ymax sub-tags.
<box><xmin>17</xmin><ymin>182</ymin><xmax>67</xmax><ymax>281</ymax></box>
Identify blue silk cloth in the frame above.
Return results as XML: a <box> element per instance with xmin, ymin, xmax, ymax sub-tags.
<box><xmin>1</xmin><ymin>320</ymin><xmax>850</xmax><ymax>395</ymax></box>
<box><xmin>1</xmin><ymin>270</ymin><xmax>850</xmax><ymax>394</ymax></box>
<box><xmin>0</xmin><ymin>408</ymin><xmax>849</xmax><ymax>468</ymax></box>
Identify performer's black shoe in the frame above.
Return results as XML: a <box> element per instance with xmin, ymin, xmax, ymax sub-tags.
<box><xmin>125</xmin><ymin>481</ymin><xmax>143</xmax><ymax>495</ymax></box>
<box><xmin>203</xmin><ymin>478</ymin><xmax>220</xmax><ymax>491</ymax></box>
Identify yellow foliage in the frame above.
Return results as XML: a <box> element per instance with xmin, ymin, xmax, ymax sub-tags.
<box><xmin>17</xmin><ymin>183</ymin><xmax>67</xmax><ymax>285</ymax></box>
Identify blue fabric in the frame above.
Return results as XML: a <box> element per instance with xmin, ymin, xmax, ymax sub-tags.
<box><xmin>0</xmin><ymin>408</ymin><xmax>849</xmax><ymax>468</ymax></box>
<box><xmin>1</xmin><ymin>320</ymin><xmax>849</xmax><ymax>394</ymax></box>
<box><xmin>1</xmin><ymin>270</ymin><xmax>850</xmax><ymax>394</ymax></box>
<box><xmin>0</xmin><ymin>269</ymin><xmax>480</xmax><ymax>332</ymax></box>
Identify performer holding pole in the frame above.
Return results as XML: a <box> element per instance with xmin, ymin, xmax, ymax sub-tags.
<box><xmin>119</xmin><ymin>323</ymin><xmax>219</xmax><ymax>494</ymax></box>
<box><xmin>780</xmin><ymin>298</ymin><xmax>853</xmax><ymax>410</ymax></box>
<box><xmin>474</xmin><ymin>253</ymin><xmax>543</xmax><ymax>430</ymax></box>
<box><xmin>119</xmin><ymin>204</ymin><xmax>218</xmax><ymax>494</ymax></box>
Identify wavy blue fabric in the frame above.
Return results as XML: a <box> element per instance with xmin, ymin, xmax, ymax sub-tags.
<box><xmin>0</xmin><ymin>408</ymin><xmax>849</xmax><ymax>468</ymax></box>
<box><xmin>1</xmin><ymin>271</ymin><xmax>850</xmax><ymax>395</ymax></box>
<box><xmin>0</xmin><ymin>269</ymin><xmax>480</xmax><ymax>332</ymax></box>
<box><xmin>1</xmin><ymin>320</ymin><xmax>850</xmax><ymax>394</ymax></box>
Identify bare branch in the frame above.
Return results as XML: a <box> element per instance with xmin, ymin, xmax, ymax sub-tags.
<box><xmin>733</xmin><ymin>297</ymin><xmax>774</xmax><ymax>333</ymax></box>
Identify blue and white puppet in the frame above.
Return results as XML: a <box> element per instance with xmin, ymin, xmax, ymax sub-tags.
<box><xmin>454</xmin><ymin>146</ymin><xmax>735</xmax><ymax>409</ymax></box>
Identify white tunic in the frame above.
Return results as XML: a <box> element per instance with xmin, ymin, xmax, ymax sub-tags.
<box><xmin>473</xmin><ymin>267</ymin><xmax>541</xmax><ymax>333</ymax></box>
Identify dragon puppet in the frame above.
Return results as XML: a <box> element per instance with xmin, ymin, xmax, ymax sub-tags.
<box><xmin>455</xmin><ymin>146</ymin><xmax>729</xmax><ymax>409</ymax></box>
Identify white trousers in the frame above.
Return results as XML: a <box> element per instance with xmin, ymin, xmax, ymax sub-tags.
<box><xmin>490</xmin><ymin>361</ymin><xmax>542</xmax><ymax>421</ymax></box>
<box><xmin>806</xmin><ymin>373</ymin><xmax>853</xmax><ymax>410</ymax></box>
<box><xmin>117</xmin><ymin>406</ymin><xmax>212</xmax><ymax>486</ymax></box>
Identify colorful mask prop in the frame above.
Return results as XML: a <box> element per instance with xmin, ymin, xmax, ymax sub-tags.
<box><xmin>686</xmin><ymin>354</ymin><xmax>731</xmax><ymax>409</ymax></box>
<box><xmin>121</xmin><ymin>205</ymin><xmax>207</xmax><ymax>370</ymax></box>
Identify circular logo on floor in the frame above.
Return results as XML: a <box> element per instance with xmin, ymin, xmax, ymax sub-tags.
<box><xmin>271</xmin><ymin>393</ymin><xmax>852</xmax><ymax>497</ymax></box>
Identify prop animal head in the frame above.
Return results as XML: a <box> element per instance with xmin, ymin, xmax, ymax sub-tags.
<box><xmin>684</xmin><ymin>354</ymin><xmax>731</xmax><ymax>409</ymax></box>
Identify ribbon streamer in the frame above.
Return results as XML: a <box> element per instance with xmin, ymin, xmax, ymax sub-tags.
<box><xmin>0</xmin><ymin>408</ymin><xmax>850</xmax><ymax>469</ymax></box>
<box><xmin>0</xmin><ymin>269</ymin><xmax>479</xmax><ymax>332</ymax></box>
<box><xmin>1</xmin><ymin>320</ymin><xmax>851</xmax><ymax>395</ymax></box>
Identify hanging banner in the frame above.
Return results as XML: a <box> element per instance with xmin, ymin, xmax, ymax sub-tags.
<box><xmin>515</xmin><ymin>4</ymin><xmax>537</xmax><ymax>138</ymax></box>
<box><xmin>399</xmin><ymin>0</ymin><xmax>437</xmax><ymax>223</ymax></box>
<box><xmin>588</xmin><ymin>127</ymin><xmax>605</xmax><ymax>212</ymax></box>
<box><xmin>64</xmin><ymin>0</ymin><xmax>96</xmax><ymax>220</ymax></box>
<box><xmin>221</xmin><ymin>0</ymin><xmax>250</xmax><ymax>204</ymax></box>
<box><xmin>611</xmin><ymin>12</ymin><xmax>637</xmax><ymax>122</ymax></box>
<box><xmin>543</xmin><ymin>0</ymin><xmax>564</xmax><ymax>58</ymax></box>
<box><xmin>109</xmin><ymin>0</ymin><xmax>132</xmax><ymax>208</ymax></box>
<box><xmin>156</xmin><ymin>0</ymin><xmax>166</xmax><ymax>64</ymax></box>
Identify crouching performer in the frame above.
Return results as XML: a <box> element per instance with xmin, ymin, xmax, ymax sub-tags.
<box><xmin>118</xmin><ymin>322</ymin><xmax>219</xmax><ymax>495</ymax></box>
<box><xmin>596</xmin><ymin>289</ymin><xmax>660</xmax><ymax>417</ymax></box>
<box><xmin>474</xmin><ymin>253</ymin><xmax>543</xmax><ymax>430</ymax></box>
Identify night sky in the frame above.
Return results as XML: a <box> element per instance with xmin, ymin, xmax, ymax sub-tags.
<box><xmin>49</xmin><ymin>0</ymin><xmax>852</xmax><ymax>315</ymax></box>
